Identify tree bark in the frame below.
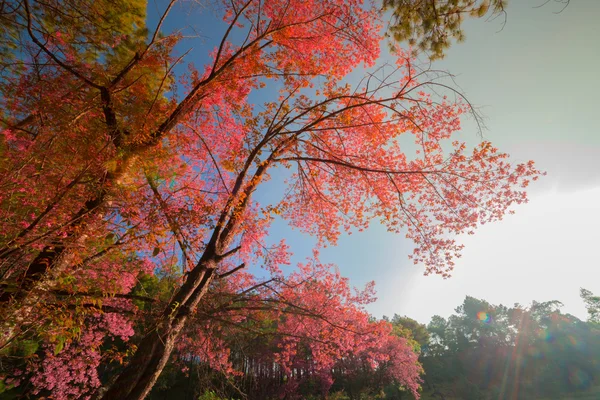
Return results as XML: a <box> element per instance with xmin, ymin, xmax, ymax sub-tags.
<box><xmin>0</xmin><ymin>192</ymin><xmax>106</xmax><ymax>303</ymax></box>
<box><xmin>100</xmin><ymin>255</ymin><xmax>218</xmax><ymax>400</ymax></box>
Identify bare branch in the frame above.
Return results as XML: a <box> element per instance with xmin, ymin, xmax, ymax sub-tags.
<box><xmin>216</xmin><ymin>263</ymin><xmax>246</xmax><ymax>279</ymax></box>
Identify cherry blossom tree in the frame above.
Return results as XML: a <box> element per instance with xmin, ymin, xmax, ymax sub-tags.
<box><xmin>0</xmin><ymin>0</ymin><xmax>541</xmax><ymax>398</ymax></box>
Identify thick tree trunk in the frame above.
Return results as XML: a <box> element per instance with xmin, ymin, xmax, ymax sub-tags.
<box><xmin>101</xmin><ymin>256</ymin><xmax>218</xmax><ymax>400</ymax></box>
<box><xmin>0</xmin><ymin>192</ymin><xmax>106</xmax><ymax>303</ymax></box>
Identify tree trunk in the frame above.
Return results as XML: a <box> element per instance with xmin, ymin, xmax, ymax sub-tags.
<box><xmin>101</xmin><ymin>256</ymin><xmax>217</xmax><ymax>400</ymax></box>
<box><xmin>0</xmin><ymin>187</ymin><xmax>106</xmax><ymax>303</ymax></box>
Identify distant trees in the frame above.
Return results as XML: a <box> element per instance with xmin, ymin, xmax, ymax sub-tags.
<box><xmin>389</xmin><ymin>315</ymin><xmax>431</xmax><ymax>351</ymax></box>
<box><xmin>139</xmin><ymin>292</ymin><xmax>600</xmax><ymax>400</ymax></box>
<box><xmin>581</xmin><ymin>288</ymin><xmax>600</xmax><ymax>324</ymax></box>
<box><xmin>419</xmin><ymin>293</ymin><xmax>600</xmax><ymax>399</ymax></box>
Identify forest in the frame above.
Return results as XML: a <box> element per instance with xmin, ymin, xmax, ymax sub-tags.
<box><xmin>0</xmin><ymin>0</ymin><xmax>585</xmax><ymax>399</ymax></box>
<box><xmin>140</xmin><ymin>290</ymin><xmax>600</xmax><ymax>399</ymax></box>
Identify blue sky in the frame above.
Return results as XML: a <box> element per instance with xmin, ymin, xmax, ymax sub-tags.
<box><xmin>150</xmin><ymin>0</ymin><xmax>600</xmax><ymax>324</ymax></box>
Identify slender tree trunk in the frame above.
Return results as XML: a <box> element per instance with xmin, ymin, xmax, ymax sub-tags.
<box><xmin>101</xmin><ymin>254</ymin><xmax>218</xmax><ymax>400</ymax></box>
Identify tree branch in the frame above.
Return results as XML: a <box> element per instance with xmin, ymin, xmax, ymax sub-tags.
<box><xmin>23</xmin><ymin>0</ymin><xmax>103</xmax><ymax>90</ymax></box>
<box><xmin>216</xmin><ymin>263</ymin><xmax>245</xmax><ymax>279</ymax></box>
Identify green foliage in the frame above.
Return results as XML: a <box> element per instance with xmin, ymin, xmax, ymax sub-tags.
<box><xmin>383</xmin><ymin>0</ymin><xmax>508</xmax><ymax>60</ymax></box>
<box><xmin>419</xmin><ymin>294</ymin><xmax>600</xmax><ymax>400</ymax></box>
<box><xmin>0</xmin><ymin>0</ymin><xmax>147</xmax><ymax>76</ymax></box>
<box><xmin>389</xmin><ymin>314</ymin><xmax>430</xmax><ymax>352</ymax></box>
<box><xmin>581</xmin><ymin>288</ymin><xmax>600</xmax><ymax>324</ymax></box>
<box><xmin>15</xmin><ymin>339</ymin><xmax>39</xmax><ymax>357</ymax></box>
<box><xmin>0</xmin><ymin>379</ymin><xmax>18</xmax><ymax>397</ymax></box>
<box><xmin>34</xmin><ymin>0</ymin><xmax>147</xmax><ymax>62</ymax></box>
<box><xmin>198</xmin><ymin>390</ymin><xmax>234</xmax><ymax>400</ymax></box>
<box><xmin>328</xmin><ymin>391</ymin><xmax>351</xmax><ymax>400</ymax></box>
<box><xmin>383</xmin><ymin>0</ymin><xmax>571</xmax><ymax>60</ymax></box>
<box><xmin>0</xmin><ymin>2</ymin><xmax>20</xmax><ymax>70</ymax></box>
<box><xmin>131</xmin><ymin>272</ymin><xmax>177</xmax><ymax>311</ymax></box>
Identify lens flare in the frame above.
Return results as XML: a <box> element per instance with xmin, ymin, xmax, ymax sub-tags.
<box><xmin>477</xmin><ymin>311</ymin><xmax>491</xmax><ymax>323</ymax></box>
<box><xmin>569</xmin><ymin>367</ymin><xmax>591</xmax><ymax>389</ymax></box>
<box><xmin>538</xmin><ymin>329</ymin><xmax>555</xmax><ymax>343</ymax></box>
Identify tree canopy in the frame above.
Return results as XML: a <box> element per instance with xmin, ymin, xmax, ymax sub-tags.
<box><xmin>0</xmin><ymin>0</ymin><xmax>543</xmax><ymax>399</ymax></box>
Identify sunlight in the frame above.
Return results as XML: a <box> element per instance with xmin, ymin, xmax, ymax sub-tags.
<box><xmin>379</xmin><ymin>186</ymin><xmax>600</xmax><ymax>324</ymax></box>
